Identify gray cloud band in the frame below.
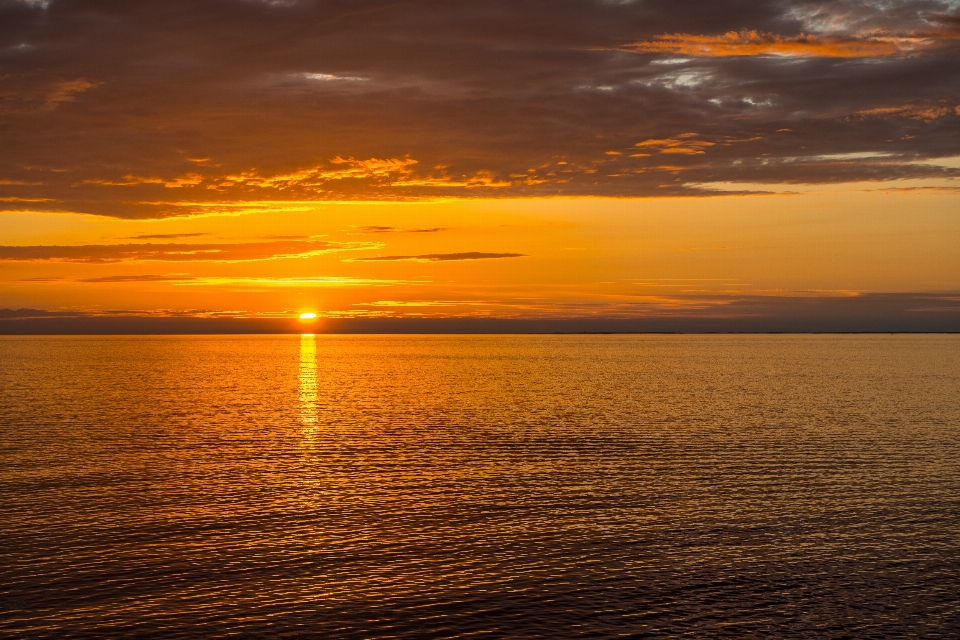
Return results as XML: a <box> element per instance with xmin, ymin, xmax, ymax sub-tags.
<box><xmin>0</xmin><ymin>239</ymin><xmax>372</xmax><ymax>262</ymax></box>
<box><xmin>1</xmin><ymin>0</ymin><xmax>959</xmax><ymax>217</ymax></box>
<box><xmin>352</xmin><ymin>252</ymin><xmax>526</xmax><ymax>262</ymax></box>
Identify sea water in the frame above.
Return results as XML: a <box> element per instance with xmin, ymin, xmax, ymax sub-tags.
<box><xmin>2</xmin><ymin>335</ymin><xmax>959</xmax><ymax>637</ymax></box>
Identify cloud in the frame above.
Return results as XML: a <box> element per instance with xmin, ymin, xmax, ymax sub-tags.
<box><xmin>357</xmin><ymin>300</ymin><xmax>467</xmax><ymax>307</ymax></box>
<box><xmin>357</xmin><ymin>226</ymin><xmax>448</xmax><ymax>233</ymax></box>
<box><xmin>855</xmin><ymin>102</ymin><xmax>960</xmax><ymax>121</ymax></box>
<box><xmin>127</xmin><ymin>232</ymin><xmax>211</xmax><ymax>240</ymax></box>
<box><xmin>208</xmin><ymin>158</ymin><xmax>510</xmax><ymax>193</ymax></box>
<box><xmin>0</xmin><ymin>239</ymin><xmax>375</xmax><ymax>263</ymax></box>
<box><xmin>11</xmin><ymin>0</ymin><xmax>50</xmax><ymax>9</ymax></box>
<box><xmin>45</xmin><ymin>79</ymin><xmax>101</xmax><ymax>109</ymax></box>
<box><xmin>77</xmin><ymin>274</ymin><xmax>188</xmax><ymax>283</ymax></box>
<box><xmin>623</xmin><ymin>30</ymin><xmax>923</xmax><ymax>58</ymax></box>
<box><xmin>177</xmin><ymin>276</ymin><xmax>413</xmax><ymax>287</ymax></box>
<box><xmin>352</xmin><ymin>252</ymin><xmax>526</xmax><ymax>262</ymax></box>
<box><xmin>0</xmin><ymin>308</ymin><xmax>82</xmax><ymax>319</ymax></box>
<box><xmin>635</xmin><ymin>134</ymin><xmax>716</xmax><ymax>155</ymax></box>
<box><xmin>219</xmin><ymin>157</ymin><xmax>419</xmax><ymax>189</ymax></box>
<box><xmin>84</xmin><ymin>173</ymin><xmax>203</xmax><ymax>188</ymax></box>
<box><xmin>2</xmin><ymin>0</ymin><xmax>960</xmax><ymax>213</ymax></box>
<box><xmin>297</xmin><ymin>72</ymin><xmax>369</xmax><ymax>82</ymax></box>
<box><xmin>27</xmin><ymin>275</ymin><xmax>409</xmax><ymax>287</ymax></box>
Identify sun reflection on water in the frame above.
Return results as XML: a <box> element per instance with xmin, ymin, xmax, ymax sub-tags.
<box><xmin>299</xmin><ymin>333</ymin><xmax>318</xmax><ymax>428</ymax></box>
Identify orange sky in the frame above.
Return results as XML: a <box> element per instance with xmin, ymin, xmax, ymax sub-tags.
<box><xmin>3</xmin><ymin>189</ymin><xmax>959</xmax><ymax>324</ymax></box>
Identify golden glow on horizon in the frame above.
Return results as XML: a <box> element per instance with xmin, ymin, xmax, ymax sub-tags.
<box><xmin>1</xmin><ymin>193</ymin><xmax>959</xmax><ymax>319</ymax></box>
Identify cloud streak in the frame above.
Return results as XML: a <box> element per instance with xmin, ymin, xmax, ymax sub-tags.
<box><xmin>23</xmin><ymin>275</ymin><xmax>416</xmax><ymax>287</ymax></box>
<box><xmin>79</xmin><ymin>274</ymin><xmax>188</xmax><ymax>283</ymax></box>
<box><xmin>352</xmin><ymin>252</ymin><xmax>526</xmax><ymax>262</ymax></box>
<box><xmin>126</xmin><ymin>233</ymin><xmax>211</xmax><ymax>240</ymax></box>
<box><xmin>855</xmin><ymin>102</ymin><xmax>960</xmax><ymax>121</ymax></box>
<box><xmin>0</xmin><ymin>239</ymin><xmax>375</xmax><ymax>263</ymax></box>
<box><xmin>622</xmin><ymin>30</ymin><xmax>944</xmax><ymax>58</ymax></box>
<box><xmin>356</xmin><ymin>226</ymin><xmax>449</xmax><ymax>234</ymax></box>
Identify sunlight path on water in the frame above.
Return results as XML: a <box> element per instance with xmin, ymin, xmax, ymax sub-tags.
<box><xmin>299</xmin><ymin>334</ymin><xmax>318</xmax><ymax>429</ymax></box>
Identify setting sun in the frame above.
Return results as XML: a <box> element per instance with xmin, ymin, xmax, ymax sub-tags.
<box><xmin>299</xmin><ymin>312</ymin><xmax>318</xmax><ymax>321</ymax></box>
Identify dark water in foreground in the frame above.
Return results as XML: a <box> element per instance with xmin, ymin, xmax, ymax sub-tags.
<box><xmin>1</xmin><ymin>335</ymin><xmax>959</xmax><ymax>638</ymax></box>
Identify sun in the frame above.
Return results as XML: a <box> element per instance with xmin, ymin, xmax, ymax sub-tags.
<box><xmin>299</xmin><ymin>312</ymin><xmax>318</xmax><ymax>321</ymax></box>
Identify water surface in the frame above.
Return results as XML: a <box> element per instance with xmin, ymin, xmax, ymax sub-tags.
<box><xmin>2</xmin><ymin>335</ymin><xmax>959</xmax><ymax>637</ymax></box>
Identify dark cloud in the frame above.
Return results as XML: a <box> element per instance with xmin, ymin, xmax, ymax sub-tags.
<box><xmin>0</xmin><ymin>239</ymin><xmax>373</xmax><ymax>262</ymax></box>
<box><xmin>3</xmin><ymin>293</ymin><xmax>959</xmax><ymax>332</ymax></box>
<box><xmin>78</xmin><ymin>274</ymin><xmax>189</xmax><ymax>283</ymax></box>
<box><xmin>18</xmin><ymin>274</ymin><xmax>190</xmax><ymax>283</ymax></box>
<box><xmin>1</xmin><ymin>0</ymin><xmax>959</xmax><ymax>217</ymax></box>
<box><xmin>21</xmin><ymin>273</ymin><xmax>189</xmax><ymax>283</ymax></box>
<box><xmin>127</xmin><ymin>232</ymin><xmax>210</xmax><ymax>240</ymax></box>
<box><xmin>352</xmin><ymin>252</ymin><xmax>526</xmax><ymax>262</ymax></box>
<box><xmin>357</xmin><ymin>226</ymin><xmax>449</xmax><ymax>233</ymax></box>
<box><xmin>0</xmin><ymin>307</ymin><xmax>84</xmax><ymax>319</ymax></box>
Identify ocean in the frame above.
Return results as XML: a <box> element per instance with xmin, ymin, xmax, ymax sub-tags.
<box><xmin>2</xmin><ymin>335</ymin><xmax>959</xmax><ymax>637</ymax></box>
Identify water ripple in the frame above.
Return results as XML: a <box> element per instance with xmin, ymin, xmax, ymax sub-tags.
<box><xmin>1</xmin><ymin>335</ymin><xmax>959</xmax><ymax>637</ymax></box>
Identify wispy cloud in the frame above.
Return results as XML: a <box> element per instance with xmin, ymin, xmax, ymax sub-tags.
<box><xmin>23</xmin><ymin>274</ymin><xmax>416</xmax><ymax>287</ymax></box>
<box><xmin>79</xmin><ymin>274</ymin><xmax>190</xmax><ymax>283</ymax></box>
<box><xmin>209</xmin><ymin>158</ymin><xmax>510</xmax><ymax>193</ymax></box>
<box><xmin>126</xmin><ymin>232</ymin><xmax>211</xmax><ymax>240</ymax></box>
<box><xmin>179</xmin><ymin>276</ymin><xmax>414</xmax><ymax>287</ymax></box>
<box><xmin>356</xmin><ymin>226</ymin><xmax>449</xmax><ymax>233</ymax></box>
<box><xmin>83</xmin><ymin>173</ymin><xmax>203</xmax><ymax>188</ymax></box>
<box><xmin>297</xmin><ymin>72</ymin><xmax>369</xmax><ymax>82</ymax></box>
<box><xmin>351</xmin><ymin>252</ymin><xmax>527</xmax><ymax>262</ymax></box>
<box><xmin>0</xmin><ymin>308</ymin><xmax>82</xmax><ymax>319</ymax></box>
<box><xmin>855</xmin><ymin>102</ymin><xmax>960</xmax><ymax>121</ymax></box>
<box><xmin>635</xmin><ymin>134</ymin><xmax>715</xmax><ymax>155</ymax></box>
<box><xmin>45</xmin><ymin>79</ymin><xmax>101</xmax><ymax>110</ymax></box>
<box><xmin>0</xmin><ymin>239</ymin><xmax>377</xmax><ymax>263</ymax></box>
<box><xmin>357</xmin><ymin>300</ymin><xmax>470</xmax><ymax>307</ymax></box>
<box><xmin>624</xmin><ymin>30</ymin><xmax>932</xmax><ymax>58</ymax></box>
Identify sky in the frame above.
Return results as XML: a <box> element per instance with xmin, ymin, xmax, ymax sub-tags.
<box><xmin>1</xmin><ymin>0</ymin><xmax>959</xmax><ymax>331</ymax></box>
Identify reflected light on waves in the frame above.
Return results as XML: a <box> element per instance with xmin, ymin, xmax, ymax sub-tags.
<box><xmin>299</xmin><ymin>334</ymin><xmax>318</xmax><ymax>428</ymax></box>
